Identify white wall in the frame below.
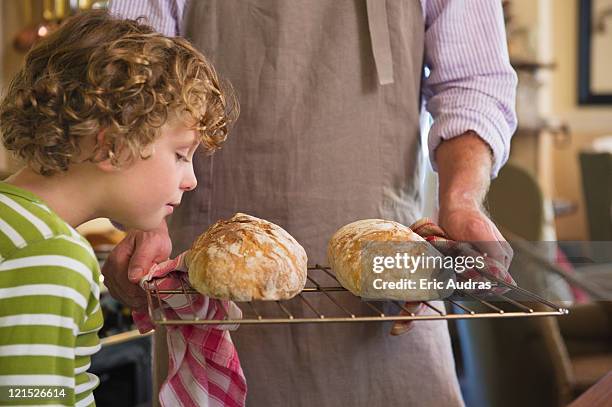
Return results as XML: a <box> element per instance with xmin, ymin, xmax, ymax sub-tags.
<box><xmin>548</xmin><ymin>0</ymin><xmax>612</xmax><ymax>240</ymax></box>
<box><xmin>511</xmin><ymin>0</ymin><xmax>612</xmax><ymax>240</ymax></box>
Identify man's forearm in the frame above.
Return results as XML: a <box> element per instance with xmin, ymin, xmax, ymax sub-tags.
<box><xmin>435</xmin><ymin>131</ymin><xmax>493</xmax><ymax>211</ymax></box>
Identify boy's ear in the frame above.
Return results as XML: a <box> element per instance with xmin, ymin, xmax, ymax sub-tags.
<box><xmin>93</xmin><ymin>130</ymin><xmax>119</xmax><ymax>173</ymax></box>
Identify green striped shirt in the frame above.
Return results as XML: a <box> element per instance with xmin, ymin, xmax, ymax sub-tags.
<box><xmin>0</xmin><ymin>182</ymin><xmax>102</xmax><ymax>406</ymax></box>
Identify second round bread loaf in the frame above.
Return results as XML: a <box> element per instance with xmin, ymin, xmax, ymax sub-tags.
<box><xmin>328</xmin><ymin>219</ymin><xmax>453</xmax><ymax>301</ymax></box>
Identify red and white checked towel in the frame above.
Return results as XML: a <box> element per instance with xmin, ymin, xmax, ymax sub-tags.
<box><xmin>132</xmin><ymin>252</ymin><xmax>247</xmax><ymax>407</ymax></box>
<box><xmin>410</xmin><ymin>218</ymin><xmax>516</xmax><ymax>290</ymax></box>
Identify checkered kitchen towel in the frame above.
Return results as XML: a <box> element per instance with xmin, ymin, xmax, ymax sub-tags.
<box><xmin>132</xmin><ymin>252</ymin><xmax>247</xmax><ymax>407</ymax></box>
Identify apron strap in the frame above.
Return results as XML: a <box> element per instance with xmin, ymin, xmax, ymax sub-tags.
<box><xmin>366</xmin><ymin>0</ymin><xmax>394</xmax><ymax>85</ymax></box>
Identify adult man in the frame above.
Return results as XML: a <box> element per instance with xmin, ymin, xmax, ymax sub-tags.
<box><xmin>105</xmin><ymin>1</ymin><xmax>517</xmax><ymax>405</ymax></box>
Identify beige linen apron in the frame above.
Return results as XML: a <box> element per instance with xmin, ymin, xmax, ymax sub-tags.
<box><xmin>155</xmin><ymin>1</ymin><xmax>465</xmax><ymax>405</ymax></box>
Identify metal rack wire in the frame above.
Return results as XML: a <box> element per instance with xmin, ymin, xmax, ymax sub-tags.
<box><xmin>144</xmin><ymin>265</ymin><xmax>569</xmax><ymax>326</ymax></box>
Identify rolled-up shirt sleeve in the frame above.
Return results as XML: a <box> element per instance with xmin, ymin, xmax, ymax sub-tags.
<box><xmin>423</xmin><ymin>0</ymin><xmax>518</xmax><ymax>178</ymax></box>
<box><xmin>108</xmin><ymin>0</ymin><xmax>186</xmax><ymax>36</ymax></box>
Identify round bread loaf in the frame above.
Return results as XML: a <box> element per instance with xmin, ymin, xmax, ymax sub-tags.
<box><xmin>186</xmin><ymin>213</ymin><xmax>308</xmax><ymax>301</ymax></box>
<box><xmin>327</xmin><ymin>219</ymin><xmax>453</xmax><ymax>300</ymax></box>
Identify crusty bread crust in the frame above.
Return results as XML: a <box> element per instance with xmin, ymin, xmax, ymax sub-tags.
<box><xmin>187</xmin><ymin>213</ymin><xmax>307</xmax><ymax>301</ymax></box>
<box><xmin>327</xmin><ymin>219</ymin><xmax>427</xmax><ymax>298</ymax></box>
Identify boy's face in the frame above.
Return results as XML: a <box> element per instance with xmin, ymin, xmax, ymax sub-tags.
<box><xmin>108</xmin><ymin>122</ymin><xmax>199</xmax><ymax>231</ymax></box>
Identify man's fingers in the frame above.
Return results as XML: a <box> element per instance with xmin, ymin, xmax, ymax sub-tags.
<box><xmin>127</xmin><ymin>267</ymin><xmax>146</xmax><ymax>283</ymax></box>
<box><xmin>101</xmin><ymin>233</ymin><xmax>149</xmax><ymax>307</ymax></box>
<box><xmin>105</xmin><ymin>278</ymin><xmax>146</xmax><ymax>309</ymax></box>
<box><xmin>127</xmin><ymin>229</ymin><xmax>172</xmax><ymax>282</ymax></box>
<box><xmin>472</xmin><ymin>240</ymin><xmax>506</xmax><ymax>267</ymax></box>
<box><xmin>102</xmin><ymin>233</ymin><xmax>134</xmax><ymax>276</ymax></box>
<box><xmin>465</xmin><ymin>218</ymin><xmax>512</xmax><ymax>270</ymax></box>
<box><xmin>492</xmin><ymin>227</ymin><xmax>514</xmax><ymax>269</ymax></box>
<box><xmin>128</xmin><ymin>242</ymin><xmax>164</xmax><ymax>282</ymax></box>
<box><xmin>390</xmin><ymin>302</ymin><xmax>423</xmax><ymax>336</ymax></box>
<box><xmin>438</xmin><ymin>207</ymin><xmax>516</xmax><ymax>289</ymax></box>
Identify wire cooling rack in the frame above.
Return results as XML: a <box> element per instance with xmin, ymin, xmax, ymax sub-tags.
<box><xmin>143</xmin><ymin>265</ymin><xmax>569</xmax><ymax>326</ymax></box>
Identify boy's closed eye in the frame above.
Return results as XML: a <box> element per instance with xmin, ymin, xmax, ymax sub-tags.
<box><xmin>175</xmin><ymin>152</ymin><xmax>191</xmax><ymax>163</ymax></box>
<box><xmin>170</xmin><ymin>123</ymin><xmax>200</xmax><ymax>164</ymax></box>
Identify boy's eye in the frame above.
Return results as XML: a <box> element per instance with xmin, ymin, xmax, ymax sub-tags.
<box><xmin>175</xmin><ymin>153</ymin><xmax>190</xmax><ymax>163</ymax></box>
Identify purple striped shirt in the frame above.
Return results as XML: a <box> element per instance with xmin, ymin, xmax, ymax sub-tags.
<box><xmin>109</xmin><ymin>0</ymin><xmax>517</xmax><ymax>177</ymax></box>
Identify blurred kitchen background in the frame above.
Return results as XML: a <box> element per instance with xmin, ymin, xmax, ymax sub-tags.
<box><xmin>0</xmin><ymin>1</ymin><xmax>611</xmax><ymax>406</ymax></box>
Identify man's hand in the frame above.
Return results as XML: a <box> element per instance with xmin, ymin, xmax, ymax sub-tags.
<box><xmin>435</xmin><ymin>131</ymin><xmax>513</xmax><ymax>269</ymax></box>
<box><xmin>438</xmin><ymin>204</ymin><xmax>512</xmax><ymax>270</ymax></box>
<box><xmin>390</xmin><ymin>131</ymin><xmax>512</xmax><ymax>336</ymax></box>
<box><xmin>101</xmin><ymin>220</ymin><xmax>172</xmax><ymax>311</ymax></box>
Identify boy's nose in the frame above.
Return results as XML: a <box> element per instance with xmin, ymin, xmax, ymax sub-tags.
<box><xmin>181</xmin><ymin>167</ymin><xmax>198</xmax><ymax>191</ymax></box>
<box><xmin>181</xmin><ymin>178</ymin><xmax>197</xmax><ymax>191</ymax></box>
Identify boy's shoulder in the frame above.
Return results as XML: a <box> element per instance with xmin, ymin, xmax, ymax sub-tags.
<box><xmin>0</xmin><ymin>183</ymin><xmax>97</xmax><ymax>269</ymax></box>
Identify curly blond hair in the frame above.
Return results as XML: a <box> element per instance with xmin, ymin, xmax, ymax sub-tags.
<box><xmin>0</xmin><ymin>10</ymin><xmax>238</xmax><ymax>176</ymax></box>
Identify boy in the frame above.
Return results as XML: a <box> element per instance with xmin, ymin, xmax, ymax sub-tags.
<box><xmin>0</xmin><ymin>10</ymin><xmax>236</xmax><ymax>406</ymax></box>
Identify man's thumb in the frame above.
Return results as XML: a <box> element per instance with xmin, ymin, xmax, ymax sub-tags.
<box><xmin>128</xmin><ymin>254</ymin><xmax>151</xmax><ymax>283</ymax></box>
